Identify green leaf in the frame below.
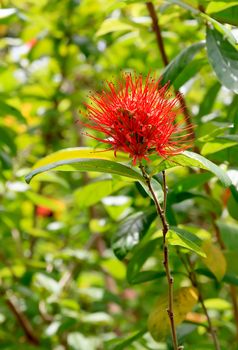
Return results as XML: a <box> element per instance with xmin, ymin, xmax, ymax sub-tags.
<box><xmin>206</xmin><ymin>2</ymin><xmax>238</xmax><ymax>26</ymax></box>
<box><xmin>26</xmin><ymin>158</ymin><xmax>143</xmax><ymax>184</ymax></box>
<box><xmin>196</xmin><ymin>268</ymin><xmax>238</xmax><ymax>286</ymax></box>
<box><xmin>209</xmin><ymin>6</ymin><xmax>238</xmax><ymax>26</ymax></box>
<box><xmin>74</xmin><ymin>179</ymin><xmax>125</xmax><ymax>208</ymax></box>
<box><xmin>127</xmin><ymin>238</ymin><xmax>160</xmax><ymax>284</ymax></box>
<box><xmin>230</xmin><ymin>184</ymin><xmax>238</xmax><ymax>203</ymax></box>
<box><xmin>0</xmin><ymin>100</ymin><xmax>26</xmax><ymax>123</ymax></box>
<box><xmin>206</xmin><ymin>24</ymin><xmax>238</xmax><ymax>92</ymax></box>
<box><xmin>152</xmin><ymin>151</ymin><xmax>232</xmax><ymax>187</ymax></box>
<box><xmin>201</xmin><ymin>139</ymin><xmax>238</xmax><ymax>155</ymax></box>
<box><xmin>168</xmin><ymin>226</ymin><xmax>206</xmax><ymax>257</ymax></box>
<box><xmin>112</xmin><ymin>208</ymin><xmax>157</xmax><ymax>260</ymax></box>
<box><xmin>111</xmin><ymin>329</ymin><xmax>147</xmax><ymax>350</ymax></box>
<box><xmin>207</xmin><ymin>2</ymin><xmax>238</xmax><ymax>14</ymax></box>
<box><xmin>161</xmin><ymin>42</ymin><xmax>205</xmax><ymax>87</ymax></box>
<box><xmin>25</xmin><ymin>192</ymin><xmax>65</xmax><ymax>211</ymax></box>
<box><xmin>96</xmin><ymin>18</ymin><xmax>143</xmax><ymax>37</ymax></box>
<box><xmin>101</xmin><ymin>258</ymin><xmax>126</xmax><ymax>280</ymax></box>
<box><xmin>0</xmin><ymin>126</ymin><xmax>17</xmax><ymax>154</ymax></box>
<box><xmin>217</xmin><ymin>221</ymin><xmax>238</xmax><ymax>251</ymax></box>
<box><xmin>172</xmin><ymin>173</ymin><xmax>213</xmax><ymax>192</ymax></box>
<box><xmin>204</xmin><ymin>298</ymin><xmax>231</xmax><ymax>311</ymax></box>
<box><xmin>128</xmin><ymin>270</ymin><xmax>165</xmax><ymax>284</ymax></box>
<box><xmin>30</xmin><ymin>147</ymin><xmax>129</xmax><ymax>168</ymax></box>
<box><xmin>197</xmin><ymin>81</ymin><xmax>221</xmax><ymax>118</ymax></box>
<box><xmin>172</xmin><ymin>58</ymin><xmax>207</xmax><ymax>90</ymax></box>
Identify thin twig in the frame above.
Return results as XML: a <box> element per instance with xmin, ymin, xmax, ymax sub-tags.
<box><xmin>146</xmin><ymin>2</ymin><xmax>168</xmax><ymax>66</ymax></box>
<box><xmin>139</xmin><ymin>164</ymin><xmax>179</xmax><ymax>350</ymax></box>
<box><xmin>6</xmin><ymin>295</ymin><xmax>40</xmax><ymax>345</ymax></box>
<box><xmin>146</xmin><ymin>1</ymin><xmax>196</xmax><ymax>140</ymax></box>
<box><xmin>162</xmin><ymin>170</ymin><xmax>167</xmax><ymax>212</ymax></box>
<box><xmin>185</xmin><ymin>257</ymin><xmax>221</xmax><ymax>350</ymax></box>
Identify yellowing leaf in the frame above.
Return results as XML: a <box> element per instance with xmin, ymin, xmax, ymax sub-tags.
<box><xmin>202</xmin><ymin>240</ymin><xmax>227</xmax><ymax>281</ymax></box>
<box><xmin>147</xmin><ymin>287</ymin><xmax>198</xmax><ymax>341</ymax></box>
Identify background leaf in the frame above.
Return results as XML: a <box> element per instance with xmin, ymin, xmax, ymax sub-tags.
<box><xmin>206</xmin><ymin>24</ymin><xmax>238</xmax><ymax>92</ymax></box>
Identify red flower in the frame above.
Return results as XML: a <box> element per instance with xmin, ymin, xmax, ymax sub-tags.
<box><xmin>84</xmin><ymin>73</ymin><xmax>191</xmax><ymax>164</ymax></box>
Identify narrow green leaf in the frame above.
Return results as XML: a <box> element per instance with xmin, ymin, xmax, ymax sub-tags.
<box><xmin>196</xmin><ymin>268</ymin><xmax>238</xmax><ymax>286</ymax></box>
<box><xmin>161</xmin><ymin>41</ymin><xmax>205</xmax><ymax>87</ymax></box>
<box><xmin>207</xmin><ymin>2</ymin><xmax>238</xmax><ymax>14</ymax></box>
<box><xmin>112</xmin><ymin>328</ymin><xmax>147</xmax><ymax>350</ymax></box>
<box><xmin>112</xmin><ymin>208</ymin><xmax>157</xmax><ymax>260</ymax></box>
<box><xmin>26</xmin><ymin>158</ymin><xmax>143</xmax><ymax>184</ymax></box>
<box><xmin>0</xmin><ymin>126</ymin><xmax>16</xmax><ymax>154</ymax></box>
<box><xmin>25</xmin><ymin>192</ymin><xmax>65</xmax><ymax>211</ymax></box>
<box><xmin>168</xmin><ymin>226</ymin><xmax>205</xmax><ymax>257</ymax></box>
<box><xmin>96</xmin><ymin>18</ymin><xmax>144</xmax><ymax>37</ymax></box>
<box><xmin>128</xmin><ymin>270</ymin><xmax>165</xmax><ymax>284</ymax></box>
<box><xmin>206</xmin><ymin>24</ymin><xmax>238</xmax><ymax>92</ymax></box>
<box><xmin>197</xmin><ymin>81</ymin><xmax>221</xmax><ymax>118</ymax></box>
<box><xmin>172</xmin><ymin>58</ymin><xmax>207</xmax><ymax>90</ymax></box>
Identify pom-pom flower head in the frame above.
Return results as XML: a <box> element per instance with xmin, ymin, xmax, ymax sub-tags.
<box><xmin>84</xmin><ymin>73</ymin><xmax>191</xmax><ymax>165</ymax></box>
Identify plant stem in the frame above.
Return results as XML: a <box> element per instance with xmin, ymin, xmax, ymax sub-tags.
<box><xmin>146</xmin><ymin>1</ymin><xmax>195</xmax><ymax>140</ymax></box>
<box><xmin>5</xmin><ymin>294</ymin><xmax>40</xmax><ymax>345</ymax></box>
<box><xmin>183</xmin><ymin>257</ymin><xmax>221</xmax><ymax>350</ymax></box>
<box><xmin>199</xmin><ymin>295</ymin><xmax>221</xmax><ymax>350</ymax></box>
<box><xmin>139</xmin><ymin>164</ymin><xmax>179</xmax><ymax>350</ymax></box>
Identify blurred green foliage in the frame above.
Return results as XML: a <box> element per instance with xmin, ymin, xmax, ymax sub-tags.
<box><xmin>1</xmin><ymin>0</ymin><xmax>238</xmax><ymax>349</ymax></box>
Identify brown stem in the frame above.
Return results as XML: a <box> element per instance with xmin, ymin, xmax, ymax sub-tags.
<box><xmin>184</xmin><ymin>257</ymin><xmax>221</xmax><ymax>350</ymax></box>
<box><xmin>146</xmin><ymin>2</ymin><xmax>168</xmax><ymax>66</ymax></box>
<box><xmin>146</xmin><ymin>1</ymin><xmax>196</xmax><ymax>140</ymax></box>
<box><xmin>139</xmin><ymin>164</ymin><xmax>179</xmax><ymax>350</ymax></box>
<box><xmin>6</xmin><ymin>295</ymin><xmax>40</xmax><ymax>345</ymax></box>
<box><xmin>162</xmin><ymin>170</ymin><xmax>167</xmax><ymax>212</ymax></box>
<box><xmin>230</xmin><ymin>285</ymin><xmax>238</xmax><ymax>340</ymax></box>
<box><xmin>199</xmin><ymin>295</ymin><xmax>221</xmax><ymax>350</ymax></box>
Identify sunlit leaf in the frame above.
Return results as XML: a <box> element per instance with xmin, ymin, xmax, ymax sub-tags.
<box><xmin>74</xmin><ymin>179</ymin><xmax>125</xmax><ymax>208</ymax></box>
<box><xmin>168</xmin><ymin>226</ymin><xmax>205</xmax><ymax>257</ymax></box>
<box><xmin>152</xmin><ymin>151</ymin><xmax>231</xmax><ymax>187</ymax></box>
<box><xmin>26</xmin><ymin>158</ymin><xmax>143</xmax><ymax>184</ymax></box>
